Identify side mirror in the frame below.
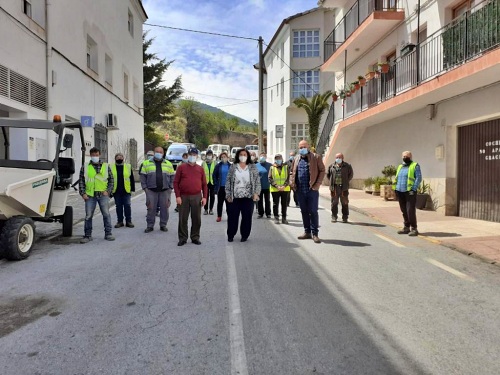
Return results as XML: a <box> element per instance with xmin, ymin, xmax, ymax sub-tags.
<box><xmin>63</xmin><ymin>134</ymin><xmax>74</xmax><ymax>148</ymax></box>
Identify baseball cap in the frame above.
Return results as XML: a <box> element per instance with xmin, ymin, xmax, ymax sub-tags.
<box><xmin>146</xmin><ymin>150</ymin><xmax>154</xmax><ymax>156</ymax></box>
<box><xmin>188</xmin><ymin>148</ymin><xmax>199</xmax><ymax>155</ymax></box>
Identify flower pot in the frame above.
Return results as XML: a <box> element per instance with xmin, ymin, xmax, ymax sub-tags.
<box><xmin>332</xmin><ymin>94</ymin><xmax>338</xmax><ymax>102</ymax></box>
<box><xmin>381</xmin><ymin>185</ymin><xmax>396</xmax><ymax>201</ymax></box>
<box><xmin>416</xmin><ymin>194</ymin><xmax>429</xmax><ymax>209</ymax></box>
<box><xmin>354</xmin><ymin>83</ymin><xmax>360</xmax><ymax>90</ymax></box>
<box><xmin>379</xmin><ymin>64</ymin><xmax>390</xmax><ymax>74</ymax></box>
<box><xmin>346</xmin><ymin>92</ymin><xmax>352</xmax><ymax>97</ymax></box>
<box><xmin>365</xmin><ymin>72</ymin><xmax>375</xmax><ymax>80</ymax></box>
<box><xmin>359</xmin><ymin>78</ymin><xmax>367</xmax><ymax>86</ymax></box>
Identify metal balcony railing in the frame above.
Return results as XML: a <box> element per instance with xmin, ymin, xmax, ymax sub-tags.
<box><xmin>317</xmin><ymin>0</ymin><xmax>500</xmax><ymax>155</ymax></box>
<box><xmin>324</xmin><ymin>0</ymin><xmax>401</xmax><ymax>62</ymax></box>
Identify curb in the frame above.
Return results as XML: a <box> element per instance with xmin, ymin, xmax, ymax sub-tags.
<box><xmin>320</xmin><ymin>192</ymin><xmax>499</xmax><ymax>268</ymax></box>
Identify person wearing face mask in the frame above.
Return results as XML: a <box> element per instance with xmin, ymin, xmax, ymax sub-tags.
<box><xmin>286</xmin><ymin>151</ymin><xmax>299</xmax><ymax>207</ymax></box>
<box><xmin>289</xmin><ymin>140</ymin><xmax>326</xmax><ymax>244</ymax></box>
<box><xmin>327</xmin><ymin>153</ymin><xmax>353</xmax><ymax>223</ymax></box>
<box><xmin>201</xmin><ymin>150</ymin><xmax>216</xmax><ymax>215</ymax></box>
<box><xmin>111</xmin><ymin>153</ymin><xmax>136</xmax><ymax>229</ymax></box>
<box><xmin>140</xmin><ymin>146</ymin><xmax>175</xmax><ymax>233</ymax></box>
<box><xmin>174</xmin><ymin>148</ymin><xmax>208</xmax><ymax>246</ymax></box>
<box><xmin>249</xmin><ymin>151</ymin><xmax>258</xmax><ymax>164</ymax></box>
<box><xmin>393</xmin><ymin>151</ymin><xmax>422</xmax><ymax>236</ymax></box>
<box><xmin>269</xmin><ymin>154</ymin><xmax>290</xmax><ymax>224</ymax></box>
<box><xmin>256</xmin><ymin>152</ymin><xmax>272</xmax><ymax>219</ymax></box>
<box><xmin>213</xmin><ymin>151</ymin><xmax>232</xmax><ymax>222</ymax></box>
<box><xmin>225</xmin><ymin>148</ymin><xmax>261</xmax><ymax>242</ymax></box>
<box><xmin>79</xmin><ymin>147</ymin><xmax>115</xmax><ymax>243</ymax></box>
<box><xmin>181</xmin><ymin>153</ymin><xmax>189</xmax><ymax>164</ymax></box>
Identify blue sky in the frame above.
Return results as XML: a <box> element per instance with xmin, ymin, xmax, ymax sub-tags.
<box><xmin>142</xmin><ymin>0</ymin><xmax>316</xmax><ymax>121</ymax></box>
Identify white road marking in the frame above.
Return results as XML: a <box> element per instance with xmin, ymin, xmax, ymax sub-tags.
<box><xmin>225</xmin><ymin>244</ymin><xmax>249</xmax><ymax>375</ymax></box>
<box><xmin>375</xmin><ymin>233</ymin><xmax>406</xmax><ymax>248</ymax></box>
<box><xmin>425</xmin><ymin>258</ymin><xmax>476</xmax><ymax>282</ymax></box>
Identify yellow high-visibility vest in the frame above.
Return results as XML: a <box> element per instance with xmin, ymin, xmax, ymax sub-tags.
<box><xmin>111</xmin><ymin>163</ymin><xmax>132</xmax><ymax>193</ymax></box>
<box><xmin>270</xmin><ymin>165</ymin><xmax>290</xmax><ymax>193</ymax></box>
<box><xmin>393</xmin><ymin>162</ymin><xmax>418</xmax><ymax>191</ymax></box>
<box><xmin>203</xmin><ymin>161</ymin><xmax>215</xmax><ymax>184</ymax></box>
<box><xmin>84</xmin><ymin>163</ymin><xmax>109</xmax><ymax>197</ymax></box>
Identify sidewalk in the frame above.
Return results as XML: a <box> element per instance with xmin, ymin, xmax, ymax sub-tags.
<box><xmin>319</xmin><ymin>185</ymin><xmax>500</xmax><ymax>266</ymax></box>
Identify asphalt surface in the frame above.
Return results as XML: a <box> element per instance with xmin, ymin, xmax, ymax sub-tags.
<box><xmin>0</xmin><ymin>193</ymin><xmax>499</xmax><ymax>375</ymax></box>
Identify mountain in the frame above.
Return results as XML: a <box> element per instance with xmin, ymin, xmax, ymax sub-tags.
<box><xmin>191</xmin><ymin>101</ymin><xmax>256</xmax><ymax>128</ymax></box>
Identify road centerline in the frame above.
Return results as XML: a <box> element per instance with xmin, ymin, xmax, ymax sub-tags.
<box><xmin>425</xmin><ymin>258</ymin><xmax>476</xmax><ymax>282</ymax></box>
<box><xmin>225</xmin><ymin>243</ymin><xmax>249</xmax><ymax>375</ymax></box>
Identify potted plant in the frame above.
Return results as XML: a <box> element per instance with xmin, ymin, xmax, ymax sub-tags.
<box><xmin>332</xmin><ymin>91</ymin><xmax>338</xmax><ymax>102</ymax></box>
<box><xmin>339</xmin><ymin>88</ymin><xmax>347</xmax><ymax>100</ymax></box>
<box><xmin>416</xmin><ymin>180</ymin><xmax>431</xmax><ymax>209</ymax></box>
<box><xmin>358</xmin><ymin>75</ymin><xmax>367</xmax><ymax>86</ymax></box>
<box><xmin>353</xmin><ymin>81</ymin><xmax>360</xmax><ymax>91</ymax></box>
<box><xmin>381</xmin><ymin>165</ymin><xmax>397</xmax><ymax>200</ymax></box>
<box><xmin>363</xmin><ymin>177</ymin><xmax>375</xmax><ymax>194</ymax></box>
<box><xmin>378</xmin><ymin>62</ymin><xmax>390</xmax><ymax>74</ymax></box>
<box><xmin>373</xmin><ymin>176</ymin><xmax>388</xmax><ymax>196</ymax></box>
<box><xmin>365</xmin><ymin>70</ymin><xmax>376</xmax><ymax>80</ymax></box>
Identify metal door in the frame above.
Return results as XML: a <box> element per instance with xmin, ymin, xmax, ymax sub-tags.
<box><xmin>35</xmin><ymin>138</ymin><xmax>47</xmax><ymax>160</ymax></box>
<box><xmin>458</xmin><ymin>119</ymin><xmax>500</xmax><ymax>222</ymax></box>
<box><xmin>94</xmin><ymin>123</ymin><xmax>108</xmax><ymax>162</ymax></box>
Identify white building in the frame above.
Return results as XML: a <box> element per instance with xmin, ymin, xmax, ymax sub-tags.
<box><xmin>318</xmin><ymin>0</ymin><xmax>500</xmax><ymax>222</ymax></box>
<box><xmin>0</xmin><ymin>0</ymin><xmax>147</xmax><ymax>173</ymax></box>
<box><xmin>264</xmin><ymin>7</ymin><xmax>335</xmax><ymax>158</ymax></box>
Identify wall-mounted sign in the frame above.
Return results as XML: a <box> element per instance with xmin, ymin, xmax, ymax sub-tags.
<box><xmin>275</xmin><ymin>125</ymin><xmax>284</xmax><ymax>138</ymax></box>
<box><xmin>81</xmin><ymin>116</ymin><xmax>94</xmax><ymax>128</ymax></box>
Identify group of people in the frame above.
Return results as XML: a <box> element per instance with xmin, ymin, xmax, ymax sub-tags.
<box><xmin>78</xmin><ymin>141</ymin><xmax>422</xmax><ymax>246</ymax></box>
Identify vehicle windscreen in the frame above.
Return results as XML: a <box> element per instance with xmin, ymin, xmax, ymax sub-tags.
<box><xmin>167</xmin><ymin>147</ymin><xmax>187</xmax><ymax>156</ymax></box>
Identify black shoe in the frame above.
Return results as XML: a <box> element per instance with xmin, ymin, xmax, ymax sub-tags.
<box><xmin>204</xmin><ymin>210</ymin><xmax>208</xmax><ymax>215</ymax></box>
<box><xmin>257</xmin><ymin>215</ymin><xmax>263</xmax><ymax>219</ymax></box>
<box><xmin>274</xmin><ymin>217</ymin><xmax>280</xmax><ymax>224</ymax></box>
<box><xmin>209</xmin><ymin>210</ymin><xmax>214</xmax><ymax>215</ymax></box>
<box><xmin>126</xmin><ymin>222</ymin><xmax>135</xmax><ymax>228</ymax></box>
<box><xmin>177</xmin><ymin>240</ymin><xmax>187</xmax><ymax>246</ymax></box>
<box><xmin>409</xmin><ymin>229</ymin><xmax>419</xmax><ymax>236</ymax></box>
<box><xmin>342</xmin><ymin>218</ymin><xmax>348</xmax><ymax>223</ymax></box>
<box><xmin>281</xmin><ymin>218</ymin><xmax>288</xmax><ymax>225</ymax></box>
<box><xmin>160</xmin><ymin>226</ymin><xmax>168</xmax><ymax>232</ymax></box>
<box><xmin>144</xmin><ymin>227</ymin><xmax>153</xmax><ymax>233</ymax></box>
<box><xmin>397</xmin><ymin>227</ymin><xmax>410</xmax><ymax>234</ymax></box>
<box><xmin>228</xmin><ymin>238</ymin><xmax>234</xmax><ymax>242</ymax></box>
<box><xmin>192</xmin><ymin>239</ymin><xmax>202</xmax><ymax>245</ymax></box>
<box><xmin>114</xmin><ymin>222</ymin><xmax>124</xmax><ymax>228</ymax></box>
<box><xmin>241</xmin><ymin>237</ymin><xmax>248</xmax><ymax>242</ymax></box>
<box><xmin>331</xmin><ymin>217</ymin><xmax>337</xmax><ymax>223</ymax></box>
<box><xmin>266</xmin><ymin>215</ymin><xmax>271</xmax><ymax>219</ymax></box>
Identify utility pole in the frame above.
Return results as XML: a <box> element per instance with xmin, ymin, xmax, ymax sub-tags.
<box><xmin>258</xmin><ymin>36</ymin><xmax>264</xmax><ymax>153</ymax></box>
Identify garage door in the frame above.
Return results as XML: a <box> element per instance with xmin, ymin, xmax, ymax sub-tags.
<box><xmin>458</xmin><ymin>119</ymin><xmax>500</xmax><ymax>222</ymax></box>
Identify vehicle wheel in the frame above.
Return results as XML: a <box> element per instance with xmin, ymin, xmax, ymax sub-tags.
<box><xmin>62</xmin><ymin>206</ymin><xmax>73</xmax><ymax>237</ymax></box>
<box><xmin>0</xmin><ymin>216</ymin><xmax>36</xmax><ymax>261</ymax></box>
<box><xmin>0</xmin><ymin>221</ymin><xmax>5</xmax><ymax>259</ymax></box>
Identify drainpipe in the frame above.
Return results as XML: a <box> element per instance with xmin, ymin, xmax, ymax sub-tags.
<box><xmin>343</xmin><ymin>49</ymin><xmax>347</xmax><ymax>120</ymax></box>
<box><xmin>46</xmin><ymin>0</ymin><xmax>56</xmax><ymax>158</ymax></box>
<box><xmin>416</xmin><ymin>0</ymin><xmax>421</xmax><ymax>85</ymax></box>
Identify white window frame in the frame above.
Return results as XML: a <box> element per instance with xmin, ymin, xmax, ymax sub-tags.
<box><xmin>280</xmin><ymin>42</ymin><xmax>285</xmax><ymax>68</ymax></box>
<box><xmin>23</xmin><ymin>0</ymin><xmax>32</xmax><ymax>18</ymax></box>
<box><xmin>128</xmin><ymin>9</ymin><xmax>134</xmax><ymax>37</ymax></box>
<box><xmin>292</xmin><ymin>70</ymin><xmax>319</xmax><ymax>99</ymax></box>
<box><xmin>290</xmin><ymin>123</ymin><xmax>309</xmax><ymax>151</ymax></box>
<box><xmin>292</xmin><ymin>30</ymin><xmax>320</xmax><ymax>58</ymax></box>
<box><xmin>280</xmin><ymin>78</ymin><xmax>284</xmax><ymax>106</ymax></box>
<box><xmin>105</xmin><ymin>54</ymin><xmax>113</xmax><ymax>86</ymax></box>
<box><xmin>124</xmin><ymin>72</ymin><xmax>129</xmax><ymax>100</ymax></box>
<box><xmin>86</xmin><ymin>35</ymin><xmax>98</xmax><ymax>73</ymax></box>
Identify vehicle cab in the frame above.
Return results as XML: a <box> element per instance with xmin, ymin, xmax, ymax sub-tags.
<box><xmin>165</xmin><ymin>143</ymin><xmax>188</xmax><ymax>170</ymax></box>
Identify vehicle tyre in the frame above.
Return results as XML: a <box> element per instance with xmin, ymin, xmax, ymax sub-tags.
<box><xmin>62</xmin><ymin>206</ymin><xmax>73</xmax><ymax>237</ymax></box>
<box><xmin>0</xmin><ymin>216</ymin><xmax>36</xmax><ymax>261</ymax></box>
<box><xmin>0</xmin><ymin>221</ymin><xmax>5</xmax><ymax>259</ymax></box>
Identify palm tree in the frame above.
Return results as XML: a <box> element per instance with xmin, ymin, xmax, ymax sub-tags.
<box><xmin>293</xmin><ymin>91</ymin><xmax>332</xmax><ymax>147</ymax></box>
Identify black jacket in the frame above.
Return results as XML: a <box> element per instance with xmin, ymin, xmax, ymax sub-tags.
<box><xmin>327</xmin><ymin>161</ymin><xmax>353</xmax><ymax>191</ymax></box>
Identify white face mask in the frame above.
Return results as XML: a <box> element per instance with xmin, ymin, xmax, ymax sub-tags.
<box><xmin>90</xmin><ymin>156</ymin><xmax>99</xmax><ymax>163</ymax></box>
<box><xmin>188</xmin><ymin>155</ymin><xmax>197</xmax><ymax>163</ymax></box>
<box><xmin>206</xmin><ymin>156</ymin><xmax>213</xmax><ymax>161</ymax></box>
<box><xmin>239</xmin><ymin>155</ymin><xmax>247</xmax><ymax>163</ymax></box>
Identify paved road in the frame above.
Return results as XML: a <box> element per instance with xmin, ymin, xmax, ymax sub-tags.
<box><xmin>1</xmin><ymin>193</ymin><xmax>499</xmax><ymax>374</ymax></box>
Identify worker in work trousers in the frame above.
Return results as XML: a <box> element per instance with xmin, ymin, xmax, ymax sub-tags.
<box><xmin>79</xmin><ymin>146</ymin><xmax>115</xmax><ymax>243</ymax></box>
<box><xmin>327</xmin><ymin>153</ymin><xmax>353</xmax><ymax>223</ymax></box>
<box><xmin>111</xmin><ymin>152</ymin><xmax>135</xmax><ymax>228</ymax></box>
<box><xmin>140</xmin><ymin>146</ymin><xmax>175</xmax><ymax>233</ymax></box>
<box><xmin>201</xmin><ymin>150</ymin><xmax>216</xmax><ymax>215</ymax></box>
<box><xmin>269</xmin><ymin>154</ymin><xmax>290</xmax><ymax>225</ymax></box>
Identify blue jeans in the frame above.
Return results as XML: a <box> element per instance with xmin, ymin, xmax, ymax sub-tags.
<box><xmin>297</xmin><ymin>189</ymin><xmax>320</xmax><ymax>236</ymax></box>
<box><xmin>84</xmin><ymin>194</ymin><xmax>112</xmax><ymax>237</ymax></box>
<box><xmin>114</xmin><ymin>193</ymin><xmax>132</xmax><ymax>223</ymax></box>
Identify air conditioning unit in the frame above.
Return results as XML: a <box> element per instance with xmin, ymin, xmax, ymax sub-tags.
<box><xmin>107</xmin><ymin>113</ymin><xmax>118</xmax><ymax>127</ymax></box>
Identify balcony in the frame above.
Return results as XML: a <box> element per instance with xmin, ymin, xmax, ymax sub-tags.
<box><xmin>322</xmin><ymin>0</ymin><xmax>405</xmax><ymax>72</ymax></box>
<box><xmin>317</xmin><ymin>0</ymin><xmax>500</xmax><ymax>155</ymax></box>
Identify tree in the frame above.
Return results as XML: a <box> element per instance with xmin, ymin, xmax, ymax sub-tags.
<box><xmin>293</xmin><ymin>91</ymin><xmax>332</xmax><ymax>147</ymax></box>
<box><xmin>143</xmin><ymin>32</ymin><xmax>183</xmax><ymax>125</ymax></box>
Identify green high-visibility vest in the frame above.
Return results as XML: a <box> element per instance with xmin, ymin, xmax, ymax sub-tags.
<box><xmin>84</xmin><ymin>163</ymin><xmax>109</xmax><ymax>197</ymax></box>
<box><xmin>141</xmin><ymin>159</ymin><xmax>174</xmax><ymax>180</ymax></box>
<box><xmin>111</xmin><ymin>163</ymin><xmax>132</xmax><ymax>193</ymax></box>
<box><xmin>203</xmin><ymin>161</ymin><xmax>215</xmax><ymax>184</ymax></box>
<box><xmin>393</xmin><ymin>162</ymin><xmax>418</xmax><ymax>191</ymax></box>
<box><xmin>270</xmin><ymin>165</ymin><xmax>290</xmax><ymax>192</ymax></box>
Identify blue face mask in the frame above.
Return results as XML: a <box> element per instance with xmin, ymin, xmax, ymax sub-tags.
<box><xmin>154</xmin><ymin>152</ymin><xmax>163</xmax><ymax>160</ymax></box>
<box><xmin>182</xmin><ymin>158</ymin><xmax>188</xmax><ymax>163</ymax></box>
<box><xmin>148</xmin><ymin>156</ymin><xmax>154</xmax><ymax>161</ymax></box>
<box><xmin>275</xmin><ymin>159</ymin><xmax>283</xmax><ymax>166</ymax></box>
<box><xmin>188</xmin><ymin>155</ymin><xmax>197</xmax><ymax>163</ymax></box>
<box><xmin>259</xmin><ymin>157</ymin><xmax>266</xmax><ymax>163</ymax></box>
<box><xmin>90</xmin><ymin>156</ymin><xmax>99</xmax><ymax>163</ymax></box>
<box><xmin>336</xmin><ymin>158</ymin><xmax>343</xmax><ymax>164</ymax></box>
<box><xmin>299</xmin><ymin>148</ymin><xmax>308</xmax><ymax>156</ymax></box>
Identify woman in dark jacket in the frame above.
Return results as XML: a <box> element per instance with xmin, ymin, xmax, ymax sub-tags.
<box><xmin>213</xmin><ymin>151</ymin><xmax>232</xmax><ymax>222</ymax></box>
<box><xmin>225</xmin><ymin>148</ymin><xmax>261</xmax><ymax>242</ymax></box>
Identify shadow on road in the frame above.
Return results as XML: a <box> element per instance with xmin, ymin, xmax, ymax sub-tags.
<box><xmin>350</xmin><ymin>222</ymin><xmax>386</xmax><ymax>228</ymax></box>
<box><xmin>419</xmin><ymin>232</ymin><xmax>462</xmax><ymax>238</ymax></box>
<box><xmin>320</xmin><ymin>239</ymin><xmax>371</xmax><ymax>247</ymax></box>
